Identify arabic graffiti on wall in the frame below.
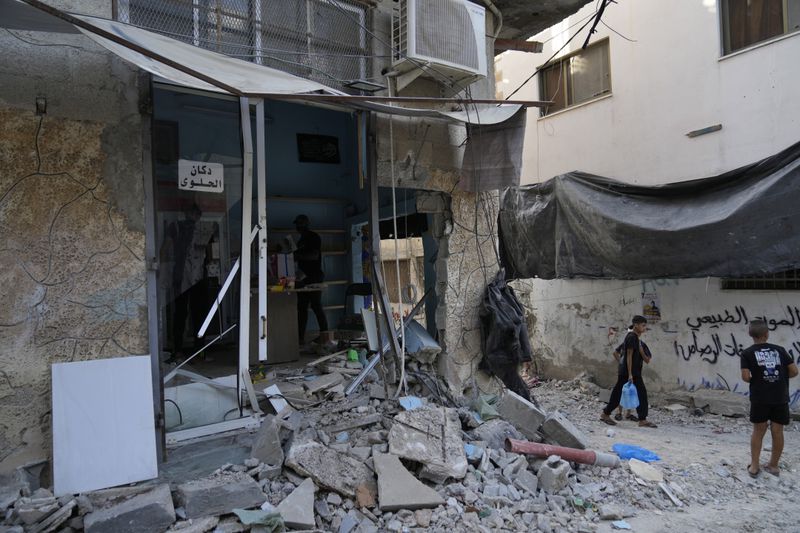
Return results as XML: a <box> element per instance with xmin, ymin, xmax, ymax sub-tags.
<box><xmin>674</xmin><ymin>305</ymin><xmax>800</xmax><ymax>364</ymax></box>
<box><xmin>178</xmin><ymin>159</ymin><xmax>224</xmax><ymax>193</ymax></box>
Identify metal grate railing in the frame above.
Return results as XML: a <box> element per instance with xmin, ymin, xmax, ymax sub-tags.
<box><xmin>114</xmin><ymin>0</ymin><xmax>374</xmax><ymax>92</ymax></box>
<box><xmin>721</xmin><ymin>269</ymin><xmax>800</xmax><ymax>291</ymax></box>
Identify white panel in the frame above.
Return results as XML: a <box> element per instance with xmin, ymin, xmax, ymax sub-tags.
<box><xmin>52</xmin><ymin>356</ymin><xmax>158</xmax><ymax>496</ymax></box>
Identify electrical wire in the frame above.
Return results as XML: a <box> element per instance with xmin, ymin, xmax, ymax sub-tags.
<box><xmin>600</xmin><ymin>20</ymin><xmax>638</xmax><ymax>42</ymax></box>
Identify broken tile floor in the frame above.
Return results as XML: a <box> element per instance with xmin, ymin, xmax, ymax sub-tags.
<box><xmin>3</xmin><ymin>365</ymin><xmax>800</xmax><ymax>533</ymax></box>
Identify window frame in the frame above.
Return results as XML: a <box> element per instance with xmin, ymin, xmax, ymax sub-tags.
<box><xmin>719</xmin><ymin>0</ymin><xmax>800</xmax><ymax>56</ymax></box>
<box><xmin>538</xmin><ymin>38</ymin><xmax>612</xmax><ymax>117</ymax></box>
<box><xmin>721</xmin><ymin>268</ymin><xmax>800</xmax><ymax>291</ymax></box>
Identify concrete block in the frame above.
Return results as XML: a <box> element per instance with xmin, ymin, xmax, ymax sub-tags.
<box><xmin>276</xmin><ymin>478</ymin><xmax>315</xmax><ymax>530</ymax></box>
<box><xmin>513</xmin><ymin>469</ymin><xmax>539</xmax><ymax>495</ymax></box>
<box><xmin>84</xmin><ymin>484</ymin><xmax>175</xmax><ymax>533</ymax></box>
<box><xmin>537</xmin><ymin>456</ymin><xmax>570</xmax><ymax>494</ymax></box>
<box><xmin>598</xmin><ymin>388</ymin><xmax>612</xmax><ymax>404</ymax></box>
<box><xmin>373</xmin><ymin>454</ymin><xmax>445</xmax><ymax>511</ymax></box>
<box><xmin>541</xmin><ymin>411</ymin><xmax>588</xmax><ymax>450</ymax></box>
<box><xmin>691</xmin><ymin>389</ymin><xmax>748</xmax><ymax>417</ymax></box>
<box><xmin>251</xmin><ymin>415</ymin><xmax>284</xmax><ymax>467</ymax></box>
<box><xmin>169</xmin><ymin>516</ymin><xmax>219</xmax><ymax>533</ymax></box>
<box><xmin>470</xmin><ymin>418</ymin><xmax>530</xmax><ymax>450</ymax></box>
<box><xmin>497</xmin><ymin>391</ymin><xmax>547</xmax><ymax>440</ymax></box>
<box><xmin>175</xmin><ymin>472</ymin><xmax>265</xmax><ymax>519</ymax></box>
<box><xmin>304</xmin><ymin>373</ymin><xmax>344</xmax><ymax>394</ymax></box>
<box><xmin>285</xmin><ymin>441</ymin><xmax>375</xmax><ymax>498</ymax></box>
<box><xmin>388</xmin><ymin>406</ymin><xmax>467</xmax><ymax>483</ymax></box>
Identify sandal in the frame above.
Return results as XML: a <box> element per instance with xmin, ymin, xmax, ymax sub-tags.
<box><xmin>638</xmin><ymin>420</ymin><xmax>658</xmax><ymax>428</ymax></box>
<box><xmin>614</xmin><ymin>413</ymin><xmax>623</xmax><ymax>421</ymax></box>
<box><xmin>600</xmin><ymin>414</ymin><xmax>617</xmax><ymax>426</ymax></box>
<box><xmin>762</xmin><ymin>464</ymin><xmax>780</xmax><ymax>477</ymax></box>
<box><xmin>747</xmin><ymin>465</ymin><xmax>760</xmax><ymax>478</ymax></box>
<box><xmin>626</xmin><ymin>414</ymin><xmax>640</xmax><ymax>422</ymax></box>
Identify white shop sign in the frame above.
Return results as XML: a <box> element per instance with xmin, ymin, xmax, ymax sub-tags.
<box><xmin>178</xmin><ymin>159</ymin><xmax>224</xmax><ymax>193</ymax></box>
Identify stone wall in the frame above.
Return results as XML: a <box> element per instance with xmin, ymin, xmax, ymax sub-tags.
<box><xmin>0</xmin><ymin>1</ymin><xmax>147</xmax><ymax>473</ymax></box>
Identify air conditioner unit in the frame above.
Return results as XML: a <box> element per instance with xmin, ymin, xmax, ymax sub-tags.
<box><xmin>392</xmin><ymin>0</ymin><xmax>487</xmax><ymax>87</ymax></box>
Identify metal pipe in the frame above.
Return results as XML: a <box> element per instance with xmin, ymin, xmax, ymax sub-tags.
<box><xmin>505</xmin><ymin>438</ymin><xmax>620</xmax><ymax>468</ymax></box>
<box><xmin>481</xmin><ymin>0</ymin><xmax>503</xmax><ymax>39</ymax></box>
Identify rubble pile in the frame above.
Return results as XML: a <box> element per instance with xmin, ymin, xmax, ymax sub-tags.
<box><xmin>4</xmin><ymin>364</ymin><xmax>800</xmax><ymax>532</ymax></box>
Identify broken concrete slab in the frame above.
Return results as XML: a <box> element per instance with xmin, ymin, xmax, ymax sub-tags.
<box><xmin>28</xmin><ymin>499</ymin><xmax>75</xmax><ymax>533</ymax></box>
<box><xmin>514</xmin><ymin>469</ymin><xmax>539</xmax><ymax>495</ymax></box>
<box><xmin>251</xmin><ymin>415</ymin><xmax>285</xmax><ymax>467</ymax></box>
<box><xmin>470</xmin><ymin>418</ymin><xmax>528</xmax><ymax>450</ymax></box>
<box><xmin>276</xmin><ymin>478</ymin><xmax>316</xmax><ymax>530</ymax></box>
<box><xmin>373</xmin><ymin>454</ymin><xmax>445</xmax><ymax>511</ymax></box>
<box><xmin>84</xmin><ymin>484</ymin><xmax>175</xmax><ymax>533</ymax></box>
<box><xmin>497</xmin><ymin>391</ymin><xmax>547</xmax><ymax>440</ymax></box>
<box><xmin>541</xmin><ymin>410</ymin><xmax>588</xmax><ymax>450</ymax></box>
<box><xmin>285</xmin><ymin>440</ymin><xmax>375</xmax><ymax>498</ymax></box>
<box><xmin>629</xmin><ymin>459</ymin><xmax>663</xmax><ymax>483</ymax></box>
<box><xmin>324</xmin><ymin>413</ymin><xmax>383</xmax><ymax>434</ymax></box>
<box><xmin>388</xmin><ymin>406</ymin><xmax>467</xmax><ymax>483</ymax></box>
<box><xmin>304</xmin><ymin>373</ymin><xmax>344</xmax><ymax>394</ymax></box>
<box><xmin>175</xmin><ymin>472</ymin><xmax>265</xmax><ymax>519</ymax></box>
<box><xmin>15</xmin><ymin>498</ymin><xmax>59</xmax><ymax>525</ymax></box>
<box><xmin>169</xmin><ymin>516</ymin><xmax>219</xmax><ymax>533</ymax></box>
<box><xmin>537</xmin><ymin>456</ymin><xmax>571</xmax><ymax>493</ymax></box>
<box><xmin>690</xmin><ymin>388</ymin><xmax>748</xmax><ymax>417</ymax></box>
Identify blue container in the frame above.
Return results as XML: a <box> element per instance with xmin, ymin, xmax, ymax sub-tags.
<box><xmin>621</xmin><ymin>382</ymin><xmax>640</xmax><ymax>410</ymax></box>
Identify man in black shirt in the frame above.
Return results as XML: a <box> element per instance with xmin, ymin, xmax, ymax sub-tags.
<box><xmin>740</xmin><ymin>319</ymin><xmax>798</xmax><ymax>477</ymax></box>
<box><xmin>611</xmin><ymin>330</ymin><xmax>653</xmax><ymax>421</ymax></box>
<box><xmin>293</xmin><ymin>214</ymin><xmax>328</xmax><ymax>344</ymax></box>
<box><xmin>600</xmin><ymin>315</ymin><xmax>657</xmax><ymax>427</ymax></box>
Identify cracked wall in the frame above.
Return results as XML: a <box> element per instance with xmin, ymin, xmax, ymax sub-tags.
<box><xmin>0</xmin><ymin>7</ymin><xmax>147</xmax><ymax>473</ymax></box>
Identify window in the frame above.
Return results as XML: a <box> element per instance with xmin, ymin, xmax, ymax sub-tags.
<box><xmin>538</xmin><ymin>40</ymin><xmax>610</xmax><ymax>116</ymax></box>
<box><xmin>721</xmin><ymin>0</ymin><xmax>800</xmax><ymax>54</ymax></box>
<box><xmin>721</xmin><ymin>268</ymin><xmax>800</xmax><ymax>290</ymax></box>
<box><xmin>115</xmin><ymin>0</ymin><xmax>371</xmax><ymax>91</ymax></box>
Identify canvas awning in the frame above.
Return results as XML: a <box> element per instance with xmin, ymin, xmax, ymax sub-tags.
<box><xmin>1</xmin><ymin>0</ymin><xmax>538</xmax><ymax>126</ymax></box>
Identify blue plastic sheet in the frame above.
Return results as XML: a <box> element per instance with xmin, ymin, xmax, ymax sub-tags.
<box><xmin>612</xmin><ymin>443</ymin><xmax>661</xmax><ymax>462</ymax></box>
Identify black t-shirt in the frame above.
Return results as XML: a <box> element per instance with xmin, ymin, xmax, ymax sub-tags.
<box><xmin>616</xmin><ymin>339</ymin><xmax>650</xmax><ymax>376</ymax></box>
<box><xmin>295</xmin><ymin>230</ymin><xmax>324</xmax><ymax>283</ymax></box>
<box><xmin>616</xmin><ymin>332</ymin><xmax>646</xmax><ymax>377</ymax></box>
<box><xmin>740</xmin><ymin>343</ymin><xmax>793</xmax><ymax>404</ymax></box>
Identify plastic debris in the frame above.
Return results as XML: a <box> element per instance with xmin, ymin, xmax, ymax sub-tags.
<box><xmin>612</xmin><ymin>443</ymin><xmax>661</xmax><ymax>462</ymax></box>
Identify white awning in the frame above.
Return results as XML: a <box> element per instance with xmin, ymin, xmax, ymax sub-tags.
<box><xmin>2</xmin><ymin>0</ymin><xmax>531</xmax><ymax>125</ymax></box>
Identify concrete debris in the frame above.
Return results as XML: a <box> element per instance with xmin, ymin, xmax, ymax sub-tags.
<box><xmin>83</xmin><ymin>484</ymin><xmax>175</xmax><ymax>533</ymax></box>
<box><xmin>628</xmin><ymin>459</ymin><xmax>664</xmax><ymax>483</ymax></box>
<box><xmin>14</xmin><ymin>497</ymin><xmax>59</xmax><ymax>525</ymax></box>
<box><xmin>28</xmin><ymin>499</ymin><xmax>75</xmax><ymax>533</ymax></box>
<box><xmin>496</xmin><ymin>390</ymin><xmax>547</xmax><ymax>440</ymax></box>
<box><xmin>388</xmin><ymin>406</ymin><xmax>467</xmax><ymax>483</ymax></box>
<box><xmin>304</xmin><ymin>372</ymin><xmax>344</xmax><ymax>394</ymax></box>
<box><xmin>324</xmin><ymin>413</ymin><xmax>383</xmax><ymax>434</ymax></box>
<box><xmin>513</xmin><ymin>469</ymin><xmax>539</xmax><ymax>495</ymax></box>
<box><xmin>169</xmin><ymin>516</ymin><xmax>219</xmax><ymax>533</ymax></box>
<box><xmin>175</xmin><ymin>472</ymin><xmax>265</xmax><ymax>519</ymax></box>
<box><xmin>541</xmin><ymin>410</ymin><xmax>588</xmax><ymax>450</ymax></box>
<box><xmin>285</xmin><ymin>440</ymin><xmax>375</xmax><ymax>498</ymax></box>
<box><xmin>690</xmin><ymin>388</ymin><xmax>748</xmax><ymax>417</ymax></box>
<box><xmin>276</xmin><ymin>478</ymin><xmax>316</xmax><ymax>530</ymax></box>
<box><xmin>470</xmin><ymin>418</ymin><xmax>528</xmax><ymax>450</ymax></box>
<box><xmin>599</xmin><ymin>504</ymin><xmax>624</xmax><ymax>520</ymax></box>
<box><xmin>537</xmin><ymin>455</ymin><xmax>571</xmax><ymax>493</ymax></box>
<box><xmin>373</xmin><ymin>453</ymin><xmax>445</xmax><ymax>511</ymax></box>
<box><xmin>251</xmin><ymin>415</ymin><xmax>285</xmax><ymax>468</ymax></box>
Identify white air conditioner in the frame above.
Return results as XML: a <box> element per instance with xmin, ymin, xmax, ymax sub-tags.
<box><xmin>392</xmin><ymin>0</ymin><xmax>487</xmax><ymax>86</ymax></box>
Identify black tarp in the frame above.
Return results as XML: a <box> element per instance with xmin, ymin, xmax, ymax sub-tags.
<box><xmin>499</xmin><ymin>140</ymin><xmax>800</xmax><ymax>279</ymax></box>
<box><xmin>478</xmin><ymin>271</ymin><xmax>534</xmax><ymax>402</ymax></box>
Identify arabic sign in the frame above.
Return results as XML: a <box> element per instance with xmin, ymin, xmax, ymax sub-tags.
<box><xmin>642</xmin><ymin>292</ymin><xmax>661</xmax><ymax>322</ymax></box>
<box><xmin>178</xmin><ymin>159</ymin><xmax>224</xmax><ymax>193</ymax></box>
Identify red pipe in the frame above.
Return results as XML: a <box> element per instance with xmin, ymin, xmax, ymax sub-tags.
<box><xmin>505</xmin><ymin>438</ymin><xmax>619</xmax><ymax>468</ymax></box>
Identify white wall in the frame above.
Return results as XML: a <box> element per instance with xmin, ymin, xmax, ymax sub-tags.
<box><xmin>496</xmin><ymin>1</ymin><xmax>800</xmax><ymax>185</ymax></box>
<box><xmin>517</xmin><ymin>277</ymin><xmax>800</xmax><ymax>404</ymax></box>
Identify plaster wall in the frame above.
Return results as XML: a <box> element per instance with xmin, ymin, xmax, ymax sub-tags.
<box><xmin>496</xmin><ymin>0</ymin><xmax>800</xmax><ymax>184</ymax></box>
<box><xmin>0</xmin><ymin>1</ymin><xmax>148</xmax><ymax>473</ymax></box>
<box><xmin>516</xmin><ymin>278</ymin><xmax>800</xmax><ymax>405</ymax></box>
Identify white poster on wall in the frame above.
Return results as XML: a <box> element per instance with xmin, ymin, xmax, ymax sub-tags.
<box><xmin>178</xmin><ymin>159</ymin><xmax>224</xmax><ymax>193</ymax></box>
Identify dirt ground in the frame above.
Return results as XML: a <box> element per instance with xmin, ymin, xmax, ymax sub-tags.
<box><xmin>534</xmin><ymin>380</ymin><xmax>800</xmax><ymax>533</ymax></box>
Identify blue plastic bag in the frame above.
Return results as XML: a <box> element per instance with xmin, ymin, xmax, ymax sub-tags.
<box><xmin>612</xmin><ymin>443</ymin><xmax>661</xmax><ymax>462</ymax></box>
<box><xmin>620</xmin><ymin>382</ymin><xmax>639</xmax><ymax>410</ymax></box>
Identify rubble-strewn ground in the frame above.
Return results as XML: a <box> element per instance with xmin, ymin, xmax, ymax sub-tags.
<box><xmin>536</xmin><ymin>379</ymin><xmax>800</xmax><ymax>533</ymax></box>
<box><xmin>4</xmin><ymin>370</ymin><xmax>800</xmax><ymax>533</ymax></box>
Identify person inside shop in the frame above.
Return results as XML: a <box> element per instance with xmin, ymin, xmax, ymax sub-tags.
<box><xmin>293</xmin><ymin>214</ymin><xmax>328</xmax><ymax>344</ymax></box>
<box><xmin>163</xmin><ymin>202</ymin><xmax>216</xmax><ymax>363</ymax></box>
